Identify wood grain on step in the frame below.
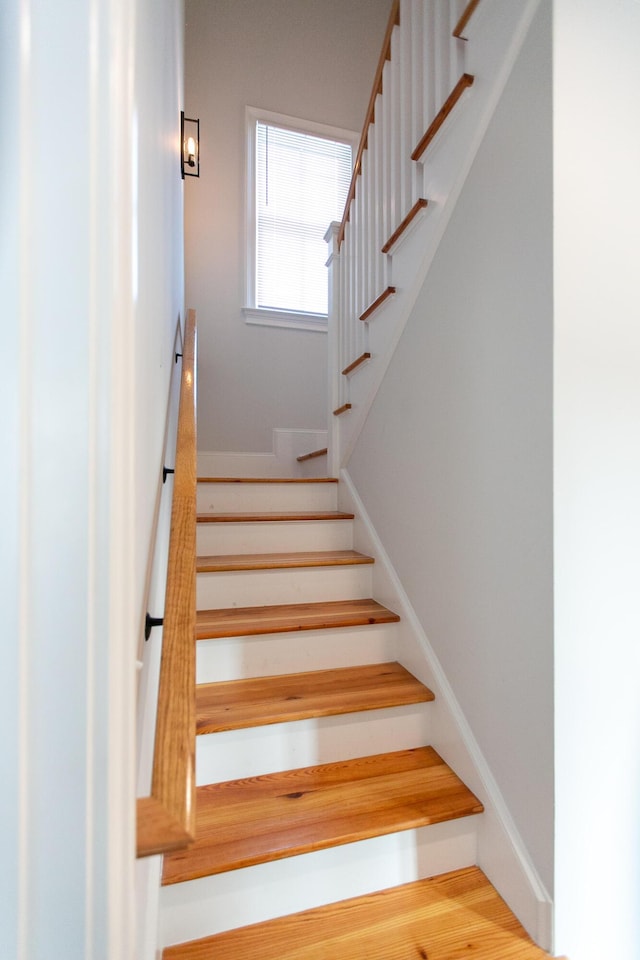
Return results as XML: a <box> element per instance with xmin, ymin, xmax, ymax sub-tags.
<box><xmin>196</xmin><ymin>662</ymin><xmax>434</xmax><ymax>733</ymax></box>
<box><xmin>197</xmin><ymin>477</ymin><xmax>338</xmax><ymax>483</ymax></box>
<box><xmin>196</xmin><ymin>549</ymin><xmax>373</xmax><ymax>573</ymax></box>
<box><xmin>196</xmin><ymin>598</ymin><xmax>400</xmax><ymax>640</ymax></box>
<box><xmin>197</xmin><ymin>510</ymin><xmax>353</xmax><ymax>523</ymax></box>
<box><xmin>161</xmin><ymin>747</ymin><xmax>483</xmax><ymax>884</ymax></box>
<box><xmin>162</xmin><ymin>866</ymin><xmax>553</xmax><ymax>959</ymax></box>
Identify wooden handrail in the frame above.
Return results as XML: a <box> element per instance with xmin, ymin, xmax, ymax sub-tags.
<box><xmin>137</xmin><ymin>308</ymin><xmax>197</xmax><ymax>858</ymax></box>
<box><xmin>337</xmin><ymin>0</ymin><xmax>400</xmax><ymax>247</ymax></box>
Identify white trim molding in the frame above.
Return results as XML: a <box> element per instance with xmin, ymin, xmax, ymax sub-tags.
<box><xmin>242</xmin><ymin>306</ymin><xmax>327</xmax><ymax>333</ymax></box>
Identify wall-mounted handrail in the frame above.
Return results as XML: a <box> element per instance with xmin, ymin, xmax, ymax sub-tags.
<box><xmin>337</xmin><ymin>0</ymin><xmax>400</xmax><ymax>247</ymax></box>
<box><xmin>137</xmin><ymin>308</ymin><xmax>197</xmax><ymax>857</ymax></box>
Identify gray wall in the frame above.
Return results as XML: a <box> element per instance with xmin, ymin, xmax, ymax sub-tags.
<box><xmin>185</xmin><ymin>0</ymin><xmax>393</xmax><ymax>452</ymax></box>
<box><xmin>348</xmin><ymin>1</ymin><xmax>554</xmax><ymax>892</ymax></box>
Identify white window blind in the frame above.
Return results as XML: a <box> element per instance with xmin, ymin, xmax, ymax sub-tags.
<box><xmin>255</xmin><ymin>121</ymin><xmax>352</xmax><ymax>317</ymax></box>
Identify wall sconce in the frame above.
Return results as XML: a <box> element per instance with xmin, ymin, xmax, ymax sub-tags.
<box><xmin>181</xmin><ymin>111</ymin><xmax>200</xmax><ymax>179</ymax></box>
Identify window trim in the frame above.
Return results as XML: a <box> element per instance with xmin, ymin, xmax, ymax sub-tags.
<box><xmin>244</xmin><ymin>106</ymin><xmax>358</xmax><ymax>332</ymax></box>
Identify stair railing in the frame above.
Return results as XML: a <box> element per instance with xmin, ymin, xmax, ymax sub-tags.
<box><xmin>326</xmin><ymin>0</ymin><xmax>474</xmax><ymax>472</ymax></box>
<box><xmin>137</xmin><ymin>308</ymin><xmax>197</xmax><ymax>857</ymax></box>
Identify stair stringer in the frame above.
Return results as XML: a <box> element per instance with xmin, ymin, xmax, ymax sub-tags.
<box><xmin>338</xmin><ymin>468</ymin><xmax>553</xmax><ymax>951</ymax></box>
<box><xmin>332</xmin><ymin>0</ymin><xmax>544</xmax><ymax>473</ymax></box>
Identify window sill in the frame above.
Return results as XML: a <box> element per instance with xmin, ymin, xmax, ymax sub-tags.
<box><xmin>243</xmin><ymin>306</ymin><xmax>328</xmax><ymax>333</ymax></box>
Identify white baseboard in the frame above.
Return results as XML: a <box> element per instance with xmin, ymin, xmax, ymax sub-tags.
<box><xmin>338</xmin><ymin>468</ymin><xmax>553</xmax><ymax>950</ymax></box>
<box><xmin>198</xmin><ymin>427</ymin><xmax>328</xmax><ymax>478</ymax></box>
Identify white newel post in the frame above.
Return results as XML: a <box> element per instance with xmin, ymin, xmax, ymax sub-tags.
<box><xmin>325</xmin><ymin>222</ymin><xmax>342</xmax><ymax>477</ymax></box>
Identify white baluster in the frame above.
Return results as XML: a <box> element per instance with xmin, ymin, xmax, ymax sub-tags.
<box><xmin>343</xmin><ymin>222</ymin><xmax>351</xmax><ymax>369</ymax></box>
<box><xmin>361</xmin><ymin>154</ymin><xmax>369</xmax><ymax>357</ymax></box>
<box><xmin>352</xmin><ymin>189</ymin><xmax>360</xmax><ymax>357</ymax></box>
<box><xmin>381</xmin><ymin>59</ymin><xmax>393</xmax><ymax>282</ymax></box>
<box><xmin>409</xmin><ymin>0</ymin><xmax>424</xmax><ymax>206</ymax></box>
<box><xmin>434</xmin><ymin>0</ymin><xmax>450</xmax><ymax>115</ymax></box>
<box><xmin>358</xmin><ymin>155</ymin><xmax>366</xmax><ymax>320</ymax></box>
<box><xmin>367</xmin><ymin>118</ymin><xmax>377</xmax><ymax>297</ymax></box>
<box><xmin>350</xmin><ymin>201</ymin><xmax>358</xmax><ymax>360</ymax></box>
<box><xmin>325</xmin><ymin>221</ymin><xmax>341</xmax><ymax>469</ymax></box>
<box><xmin>423</xmin><ymin>1</ymin><xmax>436</xmax><ymax>135</ymax></box>
<box><xmin>451</xmin><ymin>0</ymin><xmax>467</xmax><ymax>82</ymax></box>
<box><xmin>370</xmin><ymin>106</ymin><xmax>383</xmax><ymax>292</ymax></box>
<box><xmin>398</xmin><ymin>0</ymin><xmax>412</xmax><ymax>220</ymax></box>
<box><xmin>342</xmin><ymin>231</ymin><xmax>349</xmax><ymax>382</ymax></box>
<box><xmin>388</xmin><ymin>27</ymin><xmax>402</xmax><ymax>247</ymax></box>
<box><xmin>367</xmin><ymin>142</ymin><xmax>375</xmax><ymax>311</ymax></box>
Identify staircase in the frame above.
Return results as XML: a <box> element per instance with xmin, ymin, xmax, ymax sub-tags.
<box><xmin>325</xmin><ymin>0</ymin><xmax>546</xmax><ymax>474</ymax></box>
<box><xmin>158</xmin><ymin>476</ymin><xmax>556</xmax><ymax>958</ymax></box>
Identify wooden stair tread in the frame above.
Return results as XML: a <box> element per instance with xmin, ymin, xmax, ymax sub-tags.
<box><xmin>342</xmin><ymin>351</ymin><xmax>371</xmax><ymax>376</ymax></box>
<box><xmin>381</xmin><ymin>198</ymin><xmax>429</xmax><ymax>254</ymax></box>
<box><xmin>196</xmin><ymin>598</ymin><xmax>400</xmax><ymax>640</ymax></box>
<box><xmin>296</xmin><ymin>448</ymin><xmax>328</xmax><ymax>462</ymax></box>
<box><xmin>162</xmin><ymin>866</ymin><xmax>553</xmax><ymax>959</ymax></box>
<box><xmin>453</xmin><ymin>0</ymin><xmax>481</xmax><ymax>39</ymax></box>
<box><xmin>161</xmin><ymin>747</ymin><xmax>483</xmax><ymax>885</ymax></box>
<box><xmin>197</xmin><ymin>510</ymin><xmax>353</xmax><ymax>523</ymax></box>
<box><xmin>412</xmin><ymin>73</ymin><xmax>475</xmax><ymax>162</ymax></box>
<box><xmin>197</xmin><ymin>477</ymin><xmax>338</xmax><ymax>483</ymax></box>
<box><xmin>196</xmin><ymin>662</ymin><xmax>435</xmax><ymax>733</ymax></box>
<box><xmin>196</xmin><ymin>549</ymin><xmax>374</xmax><ymax>573</ymax></box>
<box><xmin>359</xmin><ymin>285</ymin><xmax>396</xmax><ymax>322</ymax></box>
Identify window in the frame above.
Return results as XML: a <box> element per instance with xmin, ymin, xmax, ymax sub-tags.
<box><xmin>244</xmin><ymin>108</ymin><xmax>356</xmax><ymax>331</ymax></box>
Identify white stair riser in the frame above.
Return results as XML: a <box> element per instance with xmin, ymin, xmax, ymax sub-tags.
<box><xmin>197</xmin><ymin>482</ymin><xmax>337</xmax><ymax>513</ymax></box>
<box><xmin>196</xmin><ymin>704</ymin><xmax>432</xmax><ymax>785</ymax></box>
<box><xmin>197</xmin><ymin>519</ymin><xmax>353</xmax><ymax>555</ymax></box>
<box><xmin>196</xmin><ymin>564</ymin><xmax>373</xmax><ymax>609</ymax></box>
<box><xmin>159</xmin><ymin>820</ymin><xmax>478</xmax><ymax>947</ymax></box>
<box><xmin>196</xmin><ymin>623</ymin><xmax>399</xmax><ymax>683</ymax></box>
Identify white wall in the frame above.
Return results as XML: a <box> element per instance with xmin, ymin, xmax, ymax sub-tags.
<box><xmin>0</xmin><ymin>0</ymin><xmax>184</xmax><ymax>955</ymax></box>
<box><xmin>553</xmin><ymin>1</ymin><xmax>640</xmax><ymax>957</ymax></box>
<box><xmin>184</xmin><ymin>0</ymin><xmax>392</xmax><ymax>453</ymax></box>
<box><xmin>347</xmin><ymin>0</ymin><xmax>554</xmax><ymax>894</ymax></box>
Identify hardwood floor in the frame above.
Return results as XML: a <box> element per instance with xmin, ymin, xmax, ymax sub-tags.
<box><xmin>196</xmin><ymin>598</ymin><xmax>401</xmax><ymax>640</ymax></box>
<box><xmin>195</xmin><ymin>661</ymin><xmax>434</xmax><ymax>733</ymax></box>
